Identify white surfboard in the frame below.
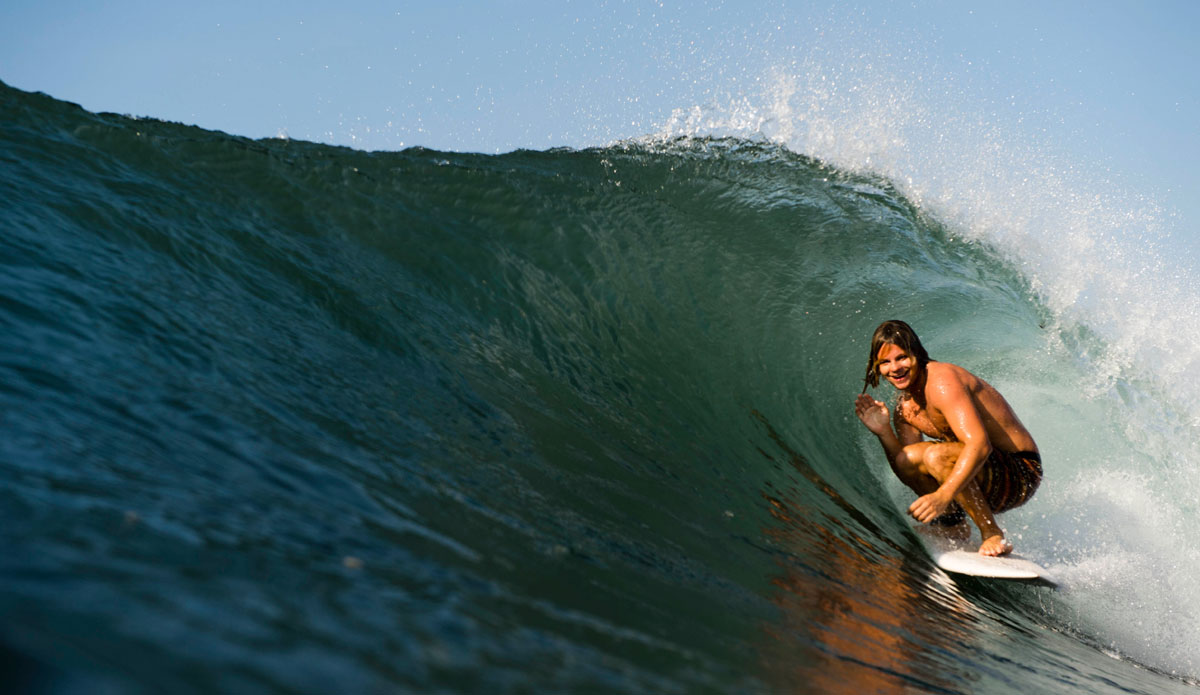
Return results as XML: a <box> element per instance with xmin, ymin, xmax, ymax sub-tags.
<box><xmin>916</xmin><ymin>526</ymin><xmax>1058</xmax><ymax>587</ymax></box>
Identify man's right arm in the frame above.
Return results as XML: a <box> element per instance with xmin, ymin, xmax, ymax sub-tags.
<box><xmin>854</xmin><ymin>394</ymin><xmax>918</xmax><ymax>463</ymax></box>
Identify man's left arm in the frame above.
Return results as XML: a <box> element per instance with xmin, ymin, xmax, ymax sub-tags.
<box><xmin>910</xmin><ymin>371</ymin><xmax>992</xmax><ymax>522</ymax></box>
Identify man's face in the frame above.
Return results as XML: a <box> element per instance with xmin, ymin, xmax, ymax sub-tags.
<box><xmin>876</xmin><ymin>342</ymin><xmax>918</xmax><ymax>390</ymax></box>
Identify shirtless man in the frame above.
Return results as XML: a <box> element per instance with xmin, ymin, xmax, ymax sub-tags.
<box><xmin>853</xmin><ymin>320</ymin><xmax>1042</xmax><ymax>556</ymax></box>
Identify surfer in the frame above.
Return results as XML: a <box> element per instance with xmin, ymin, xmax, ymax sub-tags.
<box><xmin>853</xmin><ymin>320</ymin><xmax>1041</xmax><ymax>556</ymax></box>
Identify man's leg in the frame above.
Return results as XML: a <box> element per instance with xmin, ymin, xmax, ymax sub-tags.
<box><xmin>898</xmin><ymin>443</ymin><xmax>1013</xmax><ymax>556</ymax></box>
<box><xmin>890</xmin><ymin>441</ymin><xmax>941</xmax><ymax>494</ymax></box>
<box><xmin>889</xmin><ymin>442</ymin><xmax>967</xmax><ymax>540</ymax></box>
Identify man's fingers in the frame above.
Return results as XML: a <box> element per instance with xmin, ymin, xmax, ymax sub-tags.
<box><xmin>909</xmin><ymin>499</ymin><xmax>936</xmax><ymax>523</ymax></box>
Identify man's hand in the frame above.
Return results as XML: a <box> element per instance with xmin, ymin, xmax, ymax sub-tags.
<box><xmin>909</xmin><ymin>491</ymin><xmax>952</xmax><ymax>524</ymax></box>
<box><xmin>854</xmin><ymin>394</ymin><xmax>892</xmax><ymax>436</ymax></box>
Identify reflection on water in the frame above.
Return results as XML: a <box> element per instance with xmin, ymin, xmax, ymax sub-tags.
<box><xmin>753</xmin><ymin>412</ymin><xmax>980</xmax><ymax>694</ymax></box>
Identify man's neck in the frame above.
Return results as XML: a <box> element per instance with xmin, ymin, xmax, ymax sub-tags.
<box><xmin>905</xmin><ymin>364</ymin><xmax>929</xmax><ymax>401</ymax></box>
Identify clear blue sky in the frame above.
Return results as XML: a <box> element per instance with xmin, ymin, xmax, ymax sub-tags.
<box><xmin>3</xmin><ymin>1</ymin><xmax>1198</xmax><ymax>234</ymax></box>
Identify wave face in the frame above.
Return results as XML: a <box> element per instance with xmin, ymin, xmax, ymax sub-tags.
<box><xmin>2</xmin><ymin>80</ymin><xmax>1199</xmax><ymax>694</ymax></box>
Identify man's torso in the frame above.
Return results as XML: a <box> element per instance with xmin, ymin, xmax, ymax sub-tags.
<box><xmin>895</xmin><ymin>361</ymin><xmax>1037</xmax><ymax>453</ymax></box>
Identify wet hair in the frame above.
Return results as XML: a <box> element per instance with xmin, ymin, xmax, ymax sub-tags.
<box><xmin>861</xmin><ymin>320</ymin><xmax>931</xmax><ymax>392</ymax></box>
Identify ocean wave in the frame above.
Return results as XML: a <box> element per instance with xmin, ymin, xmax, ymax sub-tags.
<box><xmin>1</xmin><ymin>80</ymin><xmax>1197</xmax><ymax>692</ymax></box>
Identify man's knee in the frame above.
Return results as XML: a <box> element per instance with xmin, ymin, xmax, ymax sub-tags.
<box><xmin>892</xmin><ymin>446</ymin><xmax>926</xmax><ymax>478</ymax></box>
<box><xmin>920</xmin><ymin>444</ymin><xmax>961</xmax><ymax>480</ymax></box>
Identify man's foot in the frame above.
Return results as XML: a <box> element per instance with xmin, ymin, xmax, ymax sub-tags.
<box><xmin>978</xmin><ymin>534</ymin><xmax>1013</xmax><ymax>556</ymax></box>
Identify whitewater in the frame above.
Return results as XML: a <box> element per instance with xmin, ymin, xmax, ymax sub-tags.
<box><xmin>2</xmin><ymin>68</ymin><xmax>1200</xmax><ymax>695</ymax></box>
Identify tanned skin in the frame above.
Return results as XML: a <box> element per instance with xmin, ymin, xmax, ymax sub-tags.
<box><xmin>854</xmin><ymin>343</ymin><xmax>1038</xmax><ymax>556</ymax></box>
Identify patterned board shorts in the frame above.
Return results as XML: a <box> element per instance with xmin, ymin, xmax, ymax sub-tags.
<box><xmin>930</xmin><ymin>450</ymin><xmax>1042</xmax><ymax>525</ymax></box>
<box><xmin>975</xmin><ymin>450</ymin><xmax>1042</xmax><ymax>513</ymax></box>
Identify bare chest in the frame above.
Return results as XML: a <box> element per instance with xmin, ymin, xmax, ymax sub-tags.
<box><xmin>897</xmin><ymin>396</ymin><xmax>953</xmax><ymax>441</ymax></box>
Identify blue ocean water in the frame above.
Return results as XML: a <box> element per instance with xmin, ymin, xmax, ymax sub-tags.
<box><xmin>2</xmin><ymin>79</ymin><xmax>1199</xmax><ymax>693</ymax></box>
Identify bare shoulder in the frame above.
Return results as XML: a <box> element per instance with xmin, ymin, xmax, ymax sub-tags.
<box><xmin>924</xmin><ymin>361</ymin><xmax>971</xmax><ymax>384</ymax></box>
<box><xmin>923</xmin><ymin>362</ymin><xmax>978</xmax><ymax>398</ymax></box>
